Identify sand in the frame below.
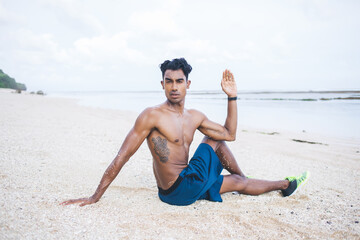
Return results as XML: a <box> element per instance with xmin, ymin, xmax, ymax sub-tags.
<box><xmin>0</xmin><ymin>88</ymin><xmax>359</xmax><ymax>239</ymax></box>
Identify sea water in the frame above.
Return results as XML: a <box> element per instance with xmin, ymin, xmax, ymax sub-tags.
<box><xmin>49</xmin><ymin>91</ymin><xmax>360</xmax><ymax>139</ymax></box>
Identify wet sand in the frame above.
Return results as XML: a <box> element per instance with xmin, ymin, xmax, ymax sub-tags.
<box><xmin>0</xmin><ymin>89</ymin><xmax>359</xmax><ymax>239</ymax></box>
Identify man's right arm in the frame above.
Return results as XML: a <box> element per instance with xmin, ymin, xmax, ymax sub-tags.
<box><xmin>61</xmin><ymin>108</ymin><xmax>156</xmax><ymax>206</ymax></box>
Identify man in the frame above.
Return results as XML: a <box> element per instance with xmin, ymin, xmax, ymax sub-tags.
<box><xmin>61</xmin><ymin>58</ymin><xmax>309</xmax><ymax>206</ymax></box>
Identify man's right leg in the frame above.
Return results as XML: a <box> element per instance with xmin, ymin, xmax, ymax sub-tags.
<box><xmin>202</xmin><ymin>137</ymin><xmax>245</xmax><ymax>177</ymax></box>
<box><xmin>215</xmin><ymin>141</ymin><xmax>246</xmax><ymax>177</ymax></box>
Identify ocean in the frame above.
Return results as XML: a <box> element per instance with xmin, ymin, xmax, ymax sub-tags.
<box><xmin>49</xmin><ymin>90</ymin><xmax>360</xmax><ymax>139</ymax></box>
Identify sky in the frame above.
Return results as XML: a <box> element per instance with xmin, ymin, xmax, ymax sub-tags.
<box><xmin>0</xmin><ymin>0</ymin><xmax>359</xmax><ymax>92</ymax></box>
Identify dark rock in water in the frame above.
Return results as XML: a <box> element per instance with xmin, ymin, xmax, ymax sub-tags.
<box><xmin>36</xmin><ymin>90</ymin><xmax>45</xmax><ymax>95</ymax></box>
<box><xmin>335</xmin><ymin>97</ymin><xmax>360</xmax><ymax>100</ymax></box>
<box><xmin>321</xmin><ymin>97</ymin><xmax>360</xmax><ymax>100</ymax></box>
<box><xmin>259</xmin><ymin>131</ymin><xmax>279</xmax><ymax>135</ymax></box>
<box><xmin>302</xmin><ymin>98</ymin><xmax>317</xmax><ymax>101</ymax></box>
<box><xmin>292</xmin><ymin>139</ymin><xmax>328</xmax><ymax>146</ymax></box>
<box><xmin>15</xmin><ymin>89</ymin><xmax>21</xmax><ymax>94</ymax></box>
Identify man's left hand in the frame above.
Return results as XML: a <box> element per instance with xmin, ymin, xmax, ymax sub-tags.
<box><xmin>221</xmin><ymin>69</ymin><xmax>237</xmax><ymax>97</ymax></box>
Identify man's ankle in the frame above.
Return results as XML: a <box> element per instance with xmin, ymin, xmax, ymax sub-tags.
<box><xmin>281</xmin><ymin>180</ymin><xmax>290</xmax><ymax>190</ymax></box>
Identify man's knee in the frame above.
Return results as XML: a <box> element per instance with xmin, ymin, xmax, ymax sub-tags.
<box><xmin>201</xmin><ymin>136</ymin><xmax>224</xmax><ymax>151</ymax></box>
<box><xmin>231</xmin><ymin>174</ymin><xmax>248</xmax><ymax>190</ymax></box>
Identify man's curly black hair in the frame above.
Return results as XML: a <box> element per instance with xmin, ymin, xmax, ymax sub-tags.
<box><xmin>159</xmin><ymin>58</ymin><xmax>192</xmax><ymax>80</ymax></box>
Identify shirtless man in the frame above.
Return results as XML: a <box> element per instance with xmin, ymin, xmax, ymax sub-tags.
<box><xmin>62</xmin><ymin>58</ymin><xmax>309</xmax><ymax>206</ymax></box>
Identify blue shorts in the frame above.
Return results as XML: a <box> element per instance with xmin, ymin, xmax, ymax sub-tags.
<box><xmin>158</xmin><ymin>143</ymin><xmax>224</xmax><ymax>206</ymax></box>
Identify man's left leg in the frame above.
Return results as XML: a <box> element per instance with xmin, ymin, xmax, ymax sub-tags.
<box><xmin>219</xmin><ymin>174</ymin><xmax>289</xmax><ymax>195</ymax></box>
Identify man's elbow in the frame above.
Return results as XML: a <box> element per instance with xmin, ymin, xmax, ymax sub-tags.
<box><xmin>227</xmin><ymin>134</ymin><xmax>236</xmax><ymax>141</ymax></box>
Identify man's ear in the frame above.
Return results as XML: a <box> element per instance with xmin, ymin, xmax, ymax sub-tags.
<box><xmin>186</xmin><ymin>80</ymin><xmax>191</xmax><ymax>89</ymax></box>
<box><xmin>161</xmin><ymin>81</ymin><xmax>164</xmax><ymax>89</ymax></box>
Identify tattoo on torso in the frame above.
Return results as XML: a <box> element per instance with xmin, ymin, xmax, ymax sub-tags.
<box><xmin>152</xmin><ymin>136</ymin><xmax>170</xmax><ymax>163</ymax></box>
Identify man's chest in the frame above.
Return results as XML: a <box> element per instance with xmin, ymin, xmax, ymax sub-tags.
<box><xmin>152</xmin><ymin>114</ymin><xmax>199</xmax><ymax>145</ymax></box>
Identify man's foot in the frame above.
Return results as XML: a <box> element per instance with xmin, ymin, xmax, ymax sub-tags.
<box><xmin>281</xmin><ymin>171</ymin><xmax>310</xmax><ymax>197</ymax></box>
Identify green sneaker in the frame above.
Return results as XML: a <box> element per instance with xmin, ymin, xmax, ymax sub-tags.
<box><xmin>282</xmin><ymin>171</ymin><xmax>310</xmax><ymax>197</ymax></box>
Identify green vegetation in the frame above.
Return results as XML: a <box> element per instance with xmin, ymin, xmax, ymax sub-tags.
<box><xmin>0</xmin><ymin>69</ymin><xmax>27</xmax><ymax>91</ymax></box>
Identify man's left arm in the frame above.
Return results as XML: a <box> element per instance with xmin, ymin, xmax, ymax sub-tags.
<box><xmin>198</xmin><ymin>69</ymin><xmax>237</xmax><ymax>141</ymax></box>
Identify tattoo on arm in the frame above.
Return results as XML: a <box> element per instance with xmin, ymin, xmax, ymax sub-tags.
<box><xmin>152</xmin><ymin>136</ymin><xmax>170</xmax><ymax>163</ymax></box>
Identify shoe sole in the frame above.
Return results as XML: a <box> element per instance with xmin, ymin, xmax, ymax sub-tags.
<box><xmin>288</xmin><ymin>171</ymin><xmax>310</xmax><ymax>197</ymax></box>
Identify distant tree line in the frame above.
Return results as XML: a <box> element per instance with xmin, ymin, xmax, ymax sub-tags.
<box><xmin>0</xmin><ymin>69</ymin><xmax>27</xmax><ymax>91</ymax></box>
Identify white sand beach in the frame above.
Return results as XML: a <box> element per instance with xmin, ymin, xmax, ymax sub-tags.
<box><xmin>0</xmin><ymin>89</ymin><xmax>359</xmax><ymax>239</ymax></box>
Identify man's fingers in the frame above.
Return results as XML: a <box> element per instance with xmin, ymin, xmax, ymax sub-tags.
<box><xmin>222</xmin><ymin>69</ymin><xmax>236</xmax><ymax>96</ymax></box>
<box><xmin>79</xmin><ymin>201</ymin><xmax>90</xmax><ymax>207</ymax></box>
<box><xmin>60</xmin><ymin>198</ymin><xmax>86</xmax><ymax>206</ymax></box>
<box><xmin>222</xmin><ymin>70</ymin><xmax>229</xmax><ymax>83</ymax></box>
<box><xmin>222</xmin><ymin>69</ymin><xmax>234</xmax><ymax>82</ymax></box>
<box><xmin>61</xmin><ymin>200</ymin><xmax>75</xmax><ymax>205</ymax></box>
<box><xmin>60</xmin><ymin>200</ymin><xmax>72</xmax><ymax>205</ymax></box>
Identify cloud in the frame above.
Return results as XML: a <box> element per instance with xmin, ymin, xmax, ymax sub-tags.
<box><xmin>73</xmin><ymin>33</ymin><xmax>151</xmax><ymax>66</ymax></box>
<box><xmin>165</xmin><ymin>39</ymin><xmax>235</xmax><ymax>63</ymax></box>
<box><xmin>39</xmin><ymin>0</ymin><xmax>105</xmax><ymax>33</ymax></box>
<box><xmin>129</xmin><ymin>10</ymin><xmax>180</xmax><ymax>36</ymax></box>
<box><xmin>9</xmin><ymin>29</ymin><xmax>67</xmax><ymax>65</ymax></box>
<box><xmin>0</xmin><ymin>1</ymin><xmax>24</xmax><ymax>24</ymax></box>
<box><xmin>128</xmin><ymin>0</ymin><xmax>185</xmax><ymax>38</ymax></box>
<box><xmin>1</xmin><ymin>0</ymin><xmax>359</xmax><ymax>91</ymax></box>
<box><xmin>7</xmin><ymin>28</ymin><xmax>149</xmax><ymax>69</ymax></box>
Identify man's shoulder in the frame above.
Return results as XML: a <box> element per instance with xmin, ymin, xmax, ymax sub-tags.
<box><xmin>137</xmin><ymin>104</ymin><xmax>166</xmax><ymax>121</ymax></box>
<box><xmin>186</xmin><ymin>108</ymin><xmax>205</xmax><ymax>117</ymax></box>
<box><xmin>185</xmin><ymin>108</ymin><xmax>207</xmax><ymax>124</ymax></box>
<box><xmin>134</xmin><ymin>106</ymin><xmax>163</xmax><ymax>128</ymax></box>
<box><xmin>140</xmin><ymin>104</ymin><xmax>164</xmax><ymax>116</ymax></box>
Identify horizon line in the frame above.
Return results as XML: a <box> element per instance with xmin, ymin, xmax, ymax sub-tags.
<box><xmin>48</xmin><ymin>89</ymin><xmax>360</xmax><ymax>94</ymax></box>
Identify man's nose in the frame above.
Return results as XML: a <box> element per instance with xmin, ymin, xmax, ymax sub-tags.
<box><xmin>171</xmin><ymin>82</ymin><xmax>178</xmax><ymax>91</ymax></box>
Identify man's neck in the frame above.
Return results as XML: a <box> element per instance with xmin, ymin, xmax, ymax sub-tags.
<box><xmin>165</xmin><ymin>100</ymin><xmax>185</xmax><ymax>114</ymax></box>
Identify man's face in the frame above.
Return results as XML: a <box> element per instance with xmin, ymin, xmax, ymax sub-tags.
<box><xmin>161</xmin><ymin>69</ymin><xmax>191</xmax><ymax>104</ymax></box>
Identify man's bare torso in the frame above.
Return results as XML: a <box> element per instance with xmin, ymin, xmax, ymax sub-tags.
<box><xmin>146</xmin><ymin>102</ymin><xmax>203</xmax><ymax>190</ymax></box>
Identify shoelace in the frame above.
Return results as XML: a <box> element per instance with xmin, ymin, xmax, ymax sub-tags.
<box><xmin>297</xmin><ymin>173</ymin><xmax>308</xmax><ymax>183</ymax></box>
<box><xmin>286</xmin><ymin>176</ymin><xmax>297</xmax><ymax>182</ymax></box>
<box><xmin>286</xmin><ymin>172</ymin><xmax>307</xmax><ymax>183</ymax></box>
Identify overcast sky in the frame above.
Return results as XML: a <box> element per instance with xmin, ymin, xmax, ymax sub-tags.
<box><xmin>0</xmin><ymin>0</ymin><xmax>359</xmax><ymax>92</ymax></box>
